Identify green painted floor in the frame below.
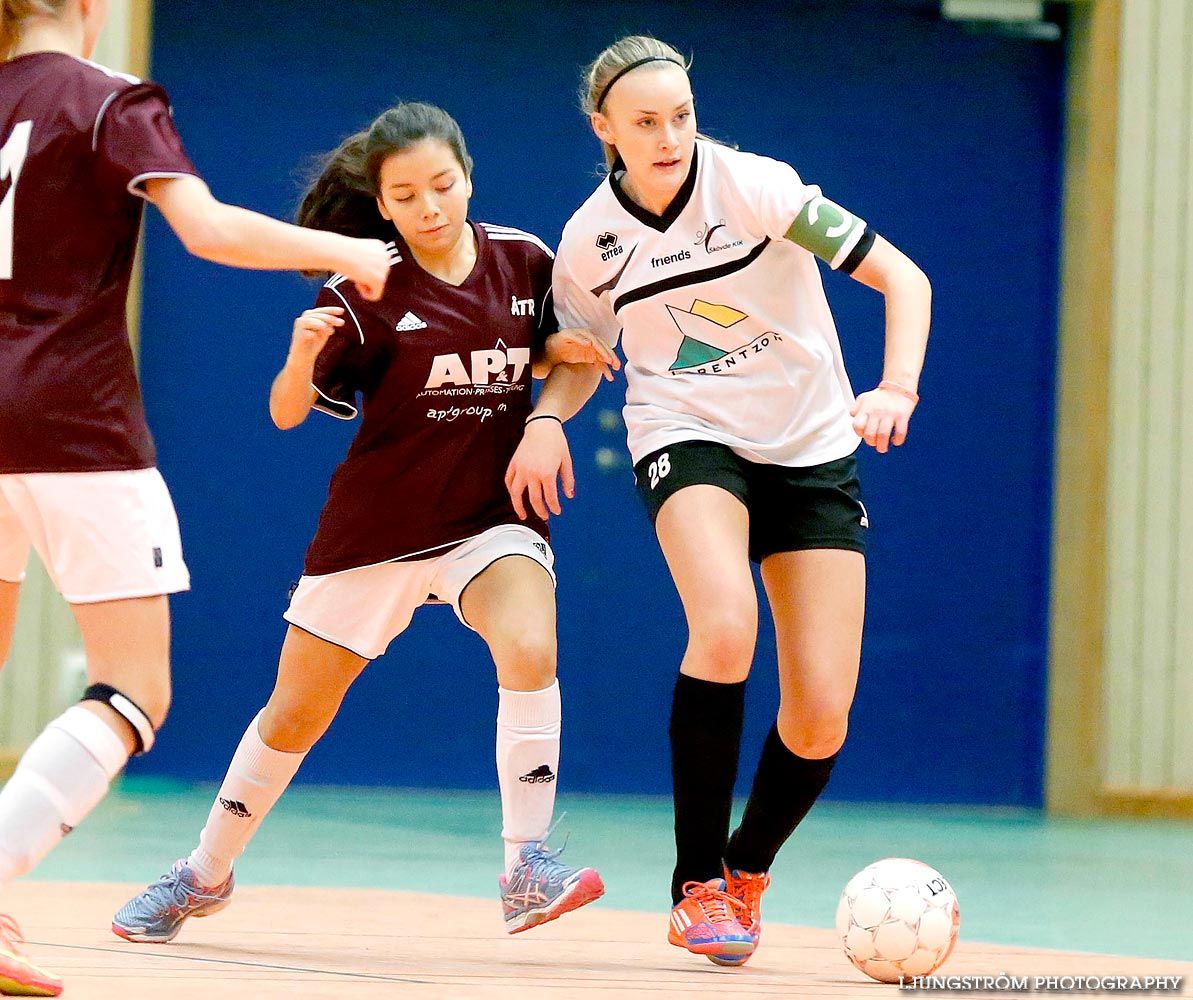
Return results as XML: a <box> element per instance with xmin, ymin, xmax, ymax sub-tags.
<box><xmin>24</xmin><ymin>777</ymin><xmax>1193</xmax><ymax>962</ymax></box>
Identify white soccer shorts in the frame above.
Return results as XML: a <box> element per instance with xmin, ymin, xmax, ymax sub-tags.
<box><xmin>284</xmin><ymin>523</ymin><xmax>556</xmax><ymax>660</ymax></box>
<box><xmin>0</xmin><ymin>468</ymin><xmax>190</xmax><ymax>603</ymax></box>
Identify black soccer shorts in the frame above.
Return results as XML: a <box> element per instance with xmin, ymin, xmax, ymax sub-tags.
<box><xmin>633</xmin><ymin>440</ymin><xmax>868</xmax><ymax>563</ymax></box>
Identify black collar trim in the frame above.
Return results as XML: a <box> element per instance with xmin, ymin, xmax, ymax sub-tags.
<box><xmin>608</xmin><ymin>144</ymin><xmax>700</xmax><ymax>233</ymax></box>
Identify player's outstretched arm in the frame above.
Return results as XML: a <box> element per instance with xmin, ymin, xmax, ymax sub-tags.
<box><xmin>506</xmin><ymin>363</ymin><xmax>604</xmax><ymax>520</ymax></box>
<box><xmin>143</xmin><ymin>175</ymin><xmax>391</xmax><ymax>301</ymax></box>
<box><xmin>269</xmin><ymin>307</ymin><xmax>344</xmax><ymax>430</ymax></box>
<box><xmin>532</xmin><ymin>328</ymin><xmax>622</xmax><ymax>381</ymax></box>
<box><xmin>846</xmin><ymin>235</ymin><xmax>931</xmax><ymax>453</ymax></box>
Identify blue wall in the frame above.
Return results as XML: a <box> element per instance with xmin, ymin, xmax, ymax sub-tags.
<box><xmin>136</xmin><ymin>0</ymin><xmax>1063</xmax><ymax>806</ymax></box>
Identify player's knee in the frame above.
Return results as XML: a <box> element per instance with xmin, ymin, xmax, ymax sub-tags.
<box><xmin>494</xmin><ymin>629</ymin><xmax>556</xmax><ymax>689</ymax></box>
<box><xmin>258</xmin><ymin>699</ymin><xmax>332</xmax><ymax>753</ymax></box>
<box><xmin>81</xmin><ymin>683</ymin><xmax>162</xmax><ymax>755</ymax></box>
<box><xmin>688</xmin><ymin>610</ymin><xmax>756</xmax><ymax>678</ymax></box>
<box><xmin>777</xmin><ymin>712</ymin><xmax>848</xmax><ymax>759</ymax></box>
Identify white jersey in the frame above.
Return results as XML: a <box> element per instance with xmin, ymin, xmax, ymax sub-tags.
<box><xmin>554</xmin><ymin>139</ymin><xmax>873</xmax><ymax>467</ymax></box>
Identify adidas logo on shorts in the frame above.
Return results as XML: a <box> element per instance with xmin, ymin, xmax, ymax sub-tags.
<box><xmin>395</xmin><ymin>311</ymin><xmax>428</xmax><ymax>332</ymax></box>
<box><xmin>519</xmin><ymin>764</ymin><xmax>556</xmax><ymax>784</ymax></box>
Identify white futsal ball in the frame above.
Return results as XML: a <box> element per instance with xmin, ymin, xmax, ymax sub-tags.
<box><xmin>835</xmin><ymin>857</ymin><xmax>960</xmax><ymax>984</ymax></box>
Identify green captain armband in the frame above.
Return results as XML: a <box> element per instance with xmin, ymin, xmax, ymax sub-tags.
<box><xmin>785</xmin><ymin>195</ymin><xmax>874</xmax><ymax>273</ymax></box>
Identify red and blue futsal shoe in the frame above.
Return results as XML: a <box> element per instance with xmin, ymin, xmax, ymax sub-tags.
<box><xmin>667</xmin><ymin>877</ymin><xmax>754</xmax><ymax>964</ymax></box>
<box><xmin>718</xmin><ymin>867</ymin><xmax>772</xmax><ymax>966</ymax></box>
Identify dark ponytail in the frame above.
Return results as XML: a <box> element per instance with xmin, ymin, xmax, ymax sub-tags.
<box><xmin>296</xmin><ymin>131</ymin><xmax>391</xmax><ymax>242</ymax></box>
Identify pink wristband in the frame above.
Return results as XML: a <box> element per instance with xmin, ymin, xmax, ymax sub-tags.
<box><xmin>878</xmin><ymin>380</ymin><xmax>920</xmax><ymax>405</ymax></box>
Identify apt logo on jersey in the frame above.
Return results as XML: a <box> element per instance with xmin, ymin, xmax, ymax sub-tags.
<box><xmin>694</xmin><ymin>219</ymin><xmax>745</xmax><ymax>255</ymax></box>
<box><xmin>423</xmin><ymin>337</ymin><xmax>531</xmax><ymax>390</ymax></box>
<box><xmin>666</xmin><ymin>300</ymin><xmax>783</xmax><ymax>375</ymax></box>
<box><xmin>596</xmin><ymin>231</ymin><xmax>625</xmax><ymax>262</ymax></box>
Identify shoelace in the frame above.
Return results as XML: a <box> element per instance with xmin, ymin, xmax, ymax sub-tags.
<box><xmin>133</xmin><ymin>866</ymin><xmax>201</xmax><ymax>907</ymax></box>
<box><xmin>525</xmin><ymin>813</ymin><xmax>571</xmax><ymax>864</ymax></box>
<box><xmin>522</xmin><ymin>841</ymin><xmax>573</xmax><ymax>878</ymax></box>
<box><xmin>731</xmin><ymin>873</ymin><xmax>769</xmax><ymax>918</ymax></box>
<box><xmin>0</xmin><ymin>913</ymin><xmax>26</xmax><ymax>951</ymax></box>
<box><xmin>681</xmin><ymin>880</ymin><xmax>747</xmax><ymax>925</ymax></box>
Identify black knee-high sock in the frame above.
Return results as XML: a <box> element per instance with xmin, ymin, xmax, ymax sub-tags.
<box><xmin>723</xmin><ymin>724</ymin><xmax>838</xmax><ymax>875</ymax></box>
<box><xmin>669</xmin><ymin>673</ymin><xmax>746</xmax><ymax>904</ymax></box>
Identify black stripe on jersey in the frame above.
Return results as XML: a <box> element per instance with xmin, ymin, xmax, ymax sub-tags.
<box><xmin>608</xmin><ymin>145</ymin><xmax>699</xmax><ymax>233</ymax></box>
<box><xmin>839</xmin><ymin>226</ymin><xmax>876</xmax><ymax>275</ymax></box>
<box><xmin>589</xmin><ymin>245</ymin><xmax>638</xmax><ymax>298</ymax></box>
<box><xmin>612</xmin><ymin>237</ymin><xmax>771</xmax><ymax>315</ymax></box>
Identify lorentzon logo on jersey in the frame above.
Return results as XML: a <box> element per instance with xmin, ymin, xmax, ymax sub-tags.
<box><xmin>666</xmin><ymin>300</ymin><xmax>783</xmax><ymax>376</ymax></box>
<box><xmin>693</xmin><ymin>219</ymin><xmax>744</xmax><ymax>255</ymax></box>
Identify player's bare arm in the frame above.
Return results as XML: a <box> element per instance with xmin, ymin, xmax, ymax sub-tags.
<box><xmin>143</xmin><ymin>175</ymin><xmax>391</xmax><ymax>300</ymax></box>
<box><xmin>846</xmin><ymin>235</ymin><xmax>931</xmax><ymax>453</ymax></box>
<box><xmin>269</xmin><ymin>307</ymin><xmax>344</xmax><ymax>430</ymax></box>
<box><xmin>506</xmin><ymin>363</ymin><xmax>604</xmax><ymax>520</ymax></box>
<box><xmin>532</xmin><ymin>328</ymin><xmax>622</xmax><ymax>381</ymax></box>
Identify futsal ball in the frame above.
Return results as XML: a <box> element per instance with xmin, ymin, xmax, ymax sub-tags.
<box><xmin>834</xmin><ymin>857</ymin><xmax>960</xmax><ymax>984</ymax></box>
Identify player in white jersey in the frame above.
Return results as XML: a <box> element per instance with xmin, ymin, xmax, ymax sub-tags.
<box><xmin>505</xmin><ymin>35</ymin><xmax>930</xmax><ymax>967</ymax></box>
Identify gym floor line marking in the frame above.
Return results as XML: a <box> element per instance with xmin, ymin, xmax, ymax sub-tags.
<box><xmin>29</xmin><ymin>941</ymin><xmax>805</xmax><ymax>992</ymax></box>
<box><xmin>29</xmin><ymin>941</ymin><xmax>434</xmax><ymax>985</ymax></box>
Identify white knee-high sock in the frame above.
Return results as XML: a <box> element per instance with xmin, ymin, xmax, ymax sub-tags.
<box><xmin>0</xmin><ymin>705</ymin><xmax>128</xmax><ymax>888</ymax></box>
<box><xmin>496</xmin><ymin>681</ymin><xmax>561</xmax><ymax>875</ymax></box>
<box><xmin>187</xmin><ymin>711</ymin><xmax>307</xmax><ymax>887</ymax></box>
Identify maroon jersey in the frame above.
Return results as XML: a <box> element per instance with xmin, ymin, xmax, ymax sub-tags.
<box><xmin>303</xmin><ymin>222</ymin><xmax>558</xmax><ymax>576</ymax></box>
<box><xmin>0</xmin><ymin>52</ymin><xmax>198</xmax><ymax>473</ymax></box>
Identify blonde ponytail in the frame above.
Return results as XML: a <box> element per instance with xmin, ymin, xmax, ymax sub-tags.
<box><xmin>1</xmin><ymin>0</ymin><xmax>69</xmax><ymax>60</ymax></box>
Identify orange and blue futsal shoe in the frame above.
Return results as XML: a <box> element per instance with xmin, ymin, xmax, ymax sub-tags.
<box><xmin>717</xmin><ymin>867</ymin><xmax>772</xmax><ymax>966</ymax></box>
<box><xmin>0</xmin><ymin>914</ymin><xmax>63</xmax><ymax>997</ymax></box>
<box><xmin>667</xmin><ymin>878</ymin><xmax>754</xmax><ymax>964</ymax></box>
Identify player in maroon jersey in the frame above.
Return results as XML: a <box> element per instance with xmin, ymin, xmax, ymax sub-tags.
<box><xmin>0</xmin><ymin>1</ymin><xmax>390</xmax><ymax>994</ymax></box>
<box><xmin>111</xmin><ymin>101</ymin><xmax>606</xmax><ymax>947</ymax></box>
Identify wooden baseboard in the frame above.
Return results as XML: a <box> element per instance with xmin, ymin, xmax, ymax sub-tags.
<box><xmin>1096</xmin><ymin>786</ymin><xmax>1193</xmax><ymax>820</ymax></box>
<box><xmin>0</xmin><ymin>747</ymin><xmax>19</xmax><ymax>782</ymax></box>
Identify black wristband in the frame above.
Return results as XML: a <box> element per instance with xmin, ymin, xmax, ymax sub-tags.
<box><xmin>525</xmin><ymin>414</ymin><xmax>564</xmax><ymax>427</ymax></box>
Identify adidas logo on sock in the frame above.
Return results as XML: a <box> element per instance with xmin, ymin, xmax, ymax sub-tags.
<box><xmin>395</xmin><ymin>311</ymin><xmax>428</xmax><ymax>331</ymax></box>
<box><xmin>219</xmin><ymin>797</ymin><xmax>252</xmax><ymax>818</ymax></box>
<box><xmin>519</xmin><ymin>764</ymin><xmax>556</xmax><ymax>784</ymax></box>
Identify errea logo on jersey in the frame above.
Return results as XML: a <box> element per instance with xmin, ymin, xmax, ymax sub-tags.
<box><xmin>596</xmin><ymin>231</ymin><xmax>624</xmax><ymax>262</ymax></box>
<box><xmin>424</xmin><ymin>338</ymin><xmax>530</xmax><ymax>389</ymax></box>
